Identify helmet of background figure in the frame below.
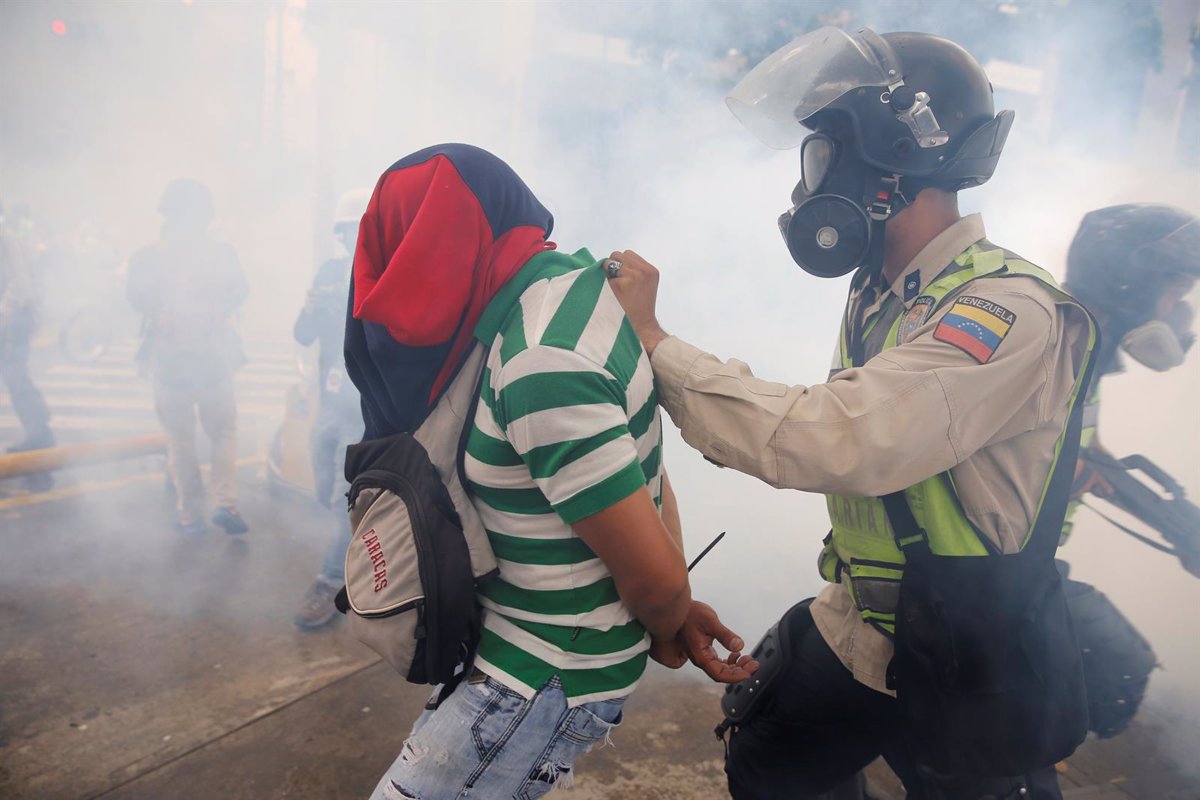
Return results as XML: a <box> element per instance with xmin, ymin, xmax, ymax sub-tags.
<box><xmin>334</xmin><ymin>187</ymin><xmax>373</xmax><ymax>253</ymax></box>
<box><xmin>727</xmin><ymin>27</ymin><xmax>1014</xmax><ymax>278</ymax></box>
<box><xmin>157</xmin><ymin>178</ymin><xmax>215</xmax><ymax>229</ymax></box>
<box><xmin>1067</xmin><ymin>203</ymin><xmax>1200</xmax><ymax>371</ymax></box>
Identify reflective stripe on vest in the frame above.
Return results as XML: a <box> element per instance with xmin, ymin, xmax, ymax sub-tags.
<box><xmin>819</xmin><ymin>241</ymin><xmax>1097</xmax><ymax>635</ymax></box>
<box><xmin>1060</xmin><ymin>385</ymin><xmax>1101</xmax><ymax>545</ymax></box>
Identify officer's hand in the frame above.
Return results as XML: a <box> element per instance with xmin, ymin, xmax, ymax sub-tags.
<box><xmin>606</xmin><ymin>250</ymin><xmax>670</xmax><ymax>356</ymax></box>
<box><xmin>649</xmin><ymin>636</ymin><xmax>688</xmax><ymax>670</ymax></box>
<box><xmin>676</xmin><ymin>600</ymin><xmax>759</xmax><ymax>684</ymax></box>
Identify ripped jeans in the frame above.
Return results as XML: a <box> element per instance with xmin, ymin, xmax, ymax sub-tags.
<box><xmin>370</xmin><ymin>673</ymin><xmax>624</xmax><ymax>800</ymax></box>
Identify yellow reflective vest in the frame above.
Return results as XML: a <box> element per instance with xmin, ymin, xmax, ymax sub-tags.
<box><xmin>818</xmin><ymin>242</ymin><xmax>1097</xmax><ymax>634</ymax></box>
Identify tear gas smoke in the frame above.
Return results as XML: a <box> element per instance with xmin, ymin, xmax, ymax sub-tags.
<box><xmin>1</xmin><ymin>0</ymin><xmax>1197</xmax><ymax>792</ymax></box>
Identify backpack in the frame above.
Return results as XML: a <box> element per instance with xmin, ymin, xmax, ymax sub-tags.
<box><xmin>335</xmin><ymin>343</ymin><xmax>498</xmax><ymax>687</ymax></box>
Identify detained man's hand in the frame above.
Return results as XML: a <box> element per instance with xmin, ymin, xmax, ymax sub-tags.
<box><xmin>649</xmin><ymin>636</ymin><xmax>688</xmax><ymax>670</ymax></box>
<box><xmin>605</xmin><ymin>249</ymin><xmax>670</xmax><ymax>356</ymax></box>
<box><xmin>676</xmin><ymin>600</ymin><xmax>759</xmax><ymax>684</ymax></box>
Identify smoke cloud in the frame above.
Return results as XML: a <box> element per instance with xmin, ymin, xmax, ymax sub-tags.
<box><xmin>2</xmin><ymin>0</ymin><xmax>1198</xmax><ymax>791</ymax></box>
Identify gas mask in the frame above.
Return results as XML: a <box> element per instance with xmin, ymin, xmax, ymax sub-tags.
<box><xmin>778</xmin><ymin>133</ymin><xmax>905</xmax><ymax>278</ymax></box>
<box><xmin>1119</xmin><ymin>301</ymin><xmax>1194</xmax><ymax>371</ymax></box>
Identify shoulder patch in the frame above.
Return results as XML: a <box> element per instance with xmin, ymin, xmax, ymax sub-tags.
<box><xmin>898</xmin><ymin>296</ymin><xmax>935</xmax><ymax>343</ymax></box>
<box><xmin>933</xmin><ymin>295</ymin><xmax>1016</xmax><ymax>363</ymax></box>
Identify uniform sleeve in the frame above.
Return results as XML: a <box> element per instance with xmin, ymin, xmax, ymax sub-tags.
<box><xmin>293</xmin><ymin>306</ymin><xmax>318</xmax><ymax>346</ymax></box>
<box><xmin>293</xmin><ymin>262</ymin><xmax>339</xmax><ymax>346</ymax></box>
<box><xmin>653</xmin><ymin>282</ymin><xmax>1083</xmax><ymax>497</ymax></box>
<box><xmin>495</xmin><ymin>344</ymin><xmax>646</xmax><ymax>523</ymax></box>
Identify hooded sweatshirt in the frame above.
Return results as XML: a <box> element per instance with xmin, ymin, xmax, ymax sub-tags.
<box><xmin>345</xmin><ymin>145</ymin><xmax>663</xmax><ymax>707</ymax></box>
<box><xmin>344</xmin><ymin>144</ymin><xmax>554</xmax><ymax>438</ymax></box>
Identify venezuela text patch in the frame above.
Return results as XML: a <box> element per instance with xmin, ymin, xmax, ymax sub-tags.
<box><xmin>933</xmin><ymin>296</ymin><xmax>1016</xmax><ymax>363</ymax></box>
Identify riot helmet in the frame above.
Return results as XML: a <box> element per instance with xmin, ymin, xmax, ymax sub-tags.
<box><xmin>728</xmin><ymin>28</ymin><xmax>1013</xmax><ymax>277</ymax></box>
<box><xmin>1066</xmin><ymin>204</ymin><xmax>1200</xmax><ymax>371</ymax></box>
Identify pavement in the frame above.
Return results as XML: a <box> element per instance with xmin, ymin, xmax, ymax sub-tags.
<box><xmin>1</xmin><ymin>339</ymin><xmax>1198</xmax><ymax>799</ymax></box>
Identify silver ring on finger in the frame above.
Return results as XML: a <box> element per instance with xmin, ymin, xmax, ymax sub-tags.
<box><xmin>604</xmin><ymin>258</ymin><xmax>622</xmax><ymax>279</ymax></box>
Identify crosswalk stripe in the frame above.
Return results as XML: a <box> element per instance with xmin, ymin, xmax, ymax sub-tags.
<box><xmin>35</xmin><ymin>381</ymin><xmax>290</xmax><ymax>400</ymax></box>
<box><xmin>0</xmin><ymin>456</ymin><xmax>266</xmax><ymax>510</ymax></box>
<box><xmin>0</xmin><ymin>337</ymin><xmax>311</xmax><ymax>441</ymax></box>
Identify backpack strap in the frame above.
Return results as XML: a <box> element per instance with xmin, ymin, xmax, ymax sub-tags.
<box><xmin>419</xmin><ymin>342</ymin><xmax>491</xmax><ymax>710</ymax></box>
<box><xmin>455</xmin><ymin>343</ymin><xmax>490</xmax><ymax>500</ymax></box>
<box><xmin>414</xmin><ymin>342</ymin><xmax>499</xmax><ymax>580</ymax></box>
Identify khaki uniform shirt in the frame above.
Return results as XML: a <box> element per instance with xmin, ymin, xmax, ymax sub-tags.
<box><xmin>651</xmin><ymin>214</ymin><xmax>1092</xmax><ymax>694</ymax></box>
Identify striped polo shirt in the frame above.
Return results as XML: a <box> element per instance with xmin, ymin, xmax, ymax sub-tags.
<box><xmin>465</xmin><ymin>248</ymin><xmax>663</xmax><ymax>706</ymax></box>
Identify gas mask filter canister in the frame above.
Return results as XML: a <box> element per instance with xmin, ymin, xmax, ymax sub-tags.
<box><xmin>1119</xmin><ymin>320</ymin><xmax>1188</xmax><ymax>371</ymax></box>
<box><xmin>779</xmin><ymin>195</ymin><xmax>875</xmax><ymax>278</ymax></box>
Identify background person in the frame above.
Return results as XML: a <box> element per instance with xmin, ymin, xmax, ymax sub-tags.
<box><xmin>127</xmin><ymin>179</ymin><xmax>249</xmax><ymax>535</ymax></box>
<box><xmin>1057</xmin><ymin>203</ymin><xmax>1200</xmax><ymax>738</ymax></box>
<box><xmin>292</xmin><ymin>189</ymin><xmax>369</xmax><ymax>630</ymax></box>
<box><xmin>0</xmin><ymin>202</ymin><xmax>54</xmax><ymax>457</ymax></box>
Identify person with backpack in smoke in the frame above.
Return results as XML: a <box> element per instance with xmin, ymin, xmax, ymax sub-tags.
<box><xmin>342</xmin><ymin>144</ymin><xmax>755</xmax><ymax>800</ymax></box>
<box><xmin>292</xmin><ymin>189</ymin><xmax>370</xmax><ymax>630</ymax></box>
<box><xmin>127</xmin><ymin>179</ymin><xmax>249</xmax><ymax>536</ymax></box>
<box><xmin>606</xmin><ymin>27</ymin><xmax>1098</xmax><ymax>800</ymax></box>
<box><xmin>1056</xmin><ymin>203</ymin><xmax>1200</xmax><ymax>738</ymax></box>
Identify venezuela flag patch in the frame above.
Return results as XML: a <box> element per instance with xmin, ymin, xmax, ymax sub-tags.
<box><xmin>933</xmin><ymin>296</ymin><xmax>1016</xmax><ymax>363</ymax></box>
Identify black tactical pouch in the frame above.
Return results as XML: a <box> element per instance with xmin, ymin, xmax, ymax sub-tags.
<box><xmin>715</xmin><ymin>599</ymin><xmax>811</xmax><ymax>741</ymax></box>
<box><xmin>884</xmin><ymin>510</ymin><xmax>1089</xmax><ymax>776</ymax></box>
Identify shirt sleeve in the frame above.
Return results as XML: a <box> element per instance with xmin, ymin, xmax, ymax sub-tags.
<box><xmin>652</xmin><ymin>281</ymin><xmax>1085</xmax><ymax>497</ymax></box>
<box><xmin>495</xmin><ymin>343</ymin><xmax>647</xmax><ymax>524</ymax></box>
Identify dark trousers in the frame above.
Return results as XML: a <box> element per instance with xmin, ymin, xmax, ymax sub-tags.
<box><xmin>0</xmin><ymin>310</ymin><xmax>51</xmax><ymax>441</ymax></box>
<box><xmin>725</xmin><ymin>605</ymin><xmax>1063</xmax><ymax>800</ymax></box>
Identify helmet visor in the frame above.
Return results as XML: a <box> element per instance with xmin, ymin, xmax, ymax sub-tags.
<box><xmin>726</xmin><ymin>27</ymin><xmax>895</xmax><ymax>149</ymax></box>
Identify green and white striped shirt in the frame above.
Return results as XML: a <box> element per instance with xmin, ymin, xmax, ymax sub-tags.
<box><xmin>466</xmin><ymin>248</ymin><xmax>663</xmax><ymax>706</ymax></box>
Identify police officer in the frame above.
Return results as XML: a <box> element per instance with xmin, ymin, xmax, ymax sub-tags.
<box><xmin>0</xmin><ymin>203</ymin><xmax>54</xmax><ymax>457</ymax></box>
<box><xmin>1057</xmin><ymin>204</ymin><xmax>1200</xmax><ymax>738</ymax></box>
<box><xmin>128</xmin><ymin>179</ymin><xmax>249</xmax><ymax>535</ymax></box>
<box><xmin>1064</xmin><ymin>204</ymin><xmax>1198</xmax><ymax>504</ymax></box>
<box><xmin>607</xmin><ymin>28</ymin><xmax>1095</xmax><ymax>800</ymax></box>
<box><xmin>292</xmin><ymin>189</ymin><xmax>368</xmax><ymax>630</ymax></box>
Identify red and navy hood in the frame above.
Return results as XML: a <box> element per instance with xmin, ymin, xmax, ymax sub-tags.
<box><xmin>345</xmin><ymin>144</ymin><xmax>555</xmax><ymax>438</ymax></box>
